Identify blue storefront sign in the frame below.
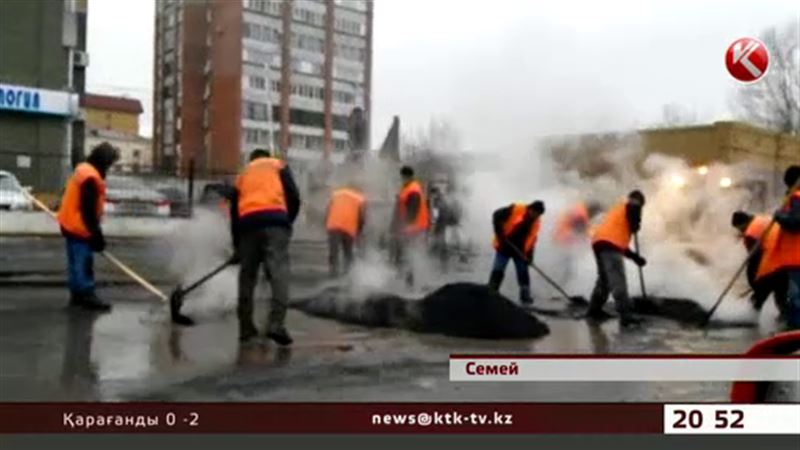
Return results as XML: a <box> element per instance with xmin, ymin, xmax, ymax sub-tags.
<box><xmin>0</xmin><ymin>83</ymin><xmax>78</xmax><ymax>117</ymax></box>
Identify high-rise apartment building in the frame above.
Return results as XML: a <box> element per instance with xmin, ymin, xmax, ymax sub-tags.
<box><xmin>152</xmin><ymin>0</ymin><xmax>373</xmax><ymax>176</ymax></box>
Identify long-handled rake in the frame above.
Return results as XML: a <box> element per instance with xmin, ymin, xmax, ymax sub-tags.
<box><xmin>24</xmin><ymin>191</ymin><xmax>196</xmax><ymax>326</ymax></box>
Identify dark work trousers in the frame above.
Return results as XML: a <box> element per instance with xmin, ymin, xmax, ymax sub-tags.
<box><xmin>750</xmin><ymin>271</ymin><xmax>789</xmax><ymax>316</ymax></box>
<box><xmin>65</xmin><ymin>236</ymin><xmax>95</xmax><ymax>296</ymax></box>
<box><xmin>396</xmin><ymin>232</ymin><xmax>426</xmax><ymax>287</ymax></box>
<box><xmin>237</xmin><ymin>227</ymin><xmax>291</xmax><ymax>336</ymax></box>
<box><xmin>588</xmin><ymin>248</ymin><xmax>633</xmax><ymax>316</ymax></box>
<box><xmin>328</xmin><ymin>230</ymin><xmax>355</xmax><ymax>276</ymax></box>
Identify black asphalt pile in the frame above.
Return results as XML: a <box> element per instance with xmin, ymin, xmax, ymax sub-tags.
<box><xmin>295</xmin><ymin>282</ymin><xmax>550</xmax><ymax>340</ymax></box>
<box><xmin>411</xmin><ymin>283</ymin><xmax>550</xmax><ymax>339</ymax></box>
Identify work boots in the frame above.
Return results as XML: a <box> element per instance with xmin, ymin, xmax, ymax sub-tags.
<box><xmin>70</xmin><ymin>292</ymin><xmax>112</xmax><ymax>312</ymax></box>
<box><xmin>266</xmin><ymin>327</ymin><xmax>293</xmax><ymax>346</ymax></box>
<box><xmin>620</xmin><ymin>313</ymin><xmax>644</xmax><ymax>329</ymax></box>
<box><xmin>519</xmin><ymin>286</ymin><xmax>534</xmax><ymax>306</ymax></box>
<box><xmin>487</xmin><ymin>270</ymin><xmax>504</xmax><ymax>292</ymax></box>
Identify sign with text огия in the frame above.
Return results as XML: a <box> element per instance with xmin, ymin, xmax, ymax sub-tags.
<box><xmin>0</xmin><ymin>83</ymin><xmax>79</xmax><ymax>117</ymax></box>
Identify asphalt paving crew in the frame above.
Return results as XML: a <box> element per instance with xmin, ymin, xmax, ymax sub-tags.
<box><xmin>57</xmin><ymin>142</ymin><xmax>119</xmax><ymax>312</ymax></box>
<box><xmin>755</xmin><ymin>165</ymin><xmax>800</xmax><ymax>329</ymax></box>
<box><xmin>488</xmin><ymin>200</ymin><xmax>546</xmax><ymax>305</ymax></box>
<box><xmin>391</xmin><ymin>165</ymin><xmax>430</xmax><ymax>287</ymax></box>
<box><xmin>229</xmin><ymin>149</ymin><xmax>301</xmax><ymax>346</ymax></box>
<box><xmin>731</xmin><ymin>211</ymin><xmax>788</xmax><ymax>316</ymax></box>
<box><xmin>587</xmin><ymin>190</ymin><xmax>647</xmax><ymax>327</ymax></box>
<box><xmin>325</xmin><ymin>183</ymin><xmax>367</xmax><ymax>277</ymax></box>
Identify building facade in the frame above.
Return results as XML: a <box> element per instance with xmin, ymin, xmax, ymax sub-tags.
<box><xmin>547</xmin><ymin>121</ymin><xmax>800</xmax><ymax>201</ymax></box>
<box><xmin>152</xmin><ymin>0</ymin><xmax>373</xmax><ymax>176</ymax></box>
<box><xmin>0</xmin><ymin>0</ymin><xmax>88</xmax><ymax>192</ymax></box>
<box><xmin>82</xmin><ymin>93</ymin><xmax>151</xmax><ymax>172</ymax></box>
<box><xmin>83</xmin><ymin>93</ymin><xmax>144</xmax><ymax>135</ymax></box>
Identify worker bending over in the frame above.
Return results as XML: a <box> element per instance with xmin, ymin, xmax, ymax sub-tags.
<box><xmin>587</xmin><ymin>190</ymin><xmax>647</xmax><ymax>327</ymax></box>
<box><xmin>553</xmin><ymin>201</ymin><xmax>601</xmax><ymax>246</ymax></box>
<box><xmin>325</xmin><ymin>183</ymin><xmax>367</xmax><ymax>277</ymax></box>
<box><xmin>230</xmin><ymin>149</ymin><xmax>301</xmax><ymax>346</ymax></box>
<box><xmin>488</xmin><ymin>201</ymin><xmax>546</xmax><ymax>305</ymax></box>
<box><xmin>58</xmin><ymin>142</ymin><xmax>119</xmax><ymax>312</ymax></box>
<box><xmin>391</xmin><ymin>166</ymin><xmax>430</xmax><ymax>287</ymax></box>
<box><xmin>730</xmin><ymin>211</ymin><xmax>788</xmax><ymax>316</ymax></box>
<box><xmin>756</xmin><ymin>165</ymin><xmax>800</xmax><ymax>329</ymax></box>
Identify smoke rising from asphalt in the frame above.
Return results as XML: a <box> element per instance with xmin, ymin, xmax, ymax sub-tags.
<box><xmin>452</xmin><ymin>135</ymin><xmax>771</xmax><ymax>324</ymax></box>
<box><xmin>164</xmin><ymin>131</ymin><xmax>776</xmax><ymax>327</ymax></box>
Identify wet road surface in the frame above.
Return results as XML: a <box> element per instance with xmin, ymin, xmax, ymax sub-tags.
<box><xmin>0</xmin><ymin>237</ymin><xmax>786</xmax><ymax>402</ymax></box>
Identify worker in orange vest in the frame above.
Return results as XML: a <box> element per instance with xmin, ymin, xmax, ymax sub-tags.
<box><xmin>391</xmin><ymin>166</ymin><xmax>430</xmax><ymax>287</ymax></box>
<box><xmin>731</xmin><ymin>211</ymin><xmax>788</xmax><ymax>315</ymax></box>
<box><xmin>325</xmin><ymin>183</ymin><xmax>367</xmax><ymax>277</ymax></box>
<box><xmin>587</xmin><ymin>190</ymin><xmax>647</xmax><ymax>327</ymax></box>
<box><xmin>553</xmin><ymin>201</ymin><xmax>601</xmax><ymax>246</ymax></box>
<box><xmin>755</xmin><ymin>165</ymin><xmax>800</xmax><ymax>329</ymax></box>
<box><xmin>488</xmin><ymin>201</ymin><xmax>546</xmax><ymax>305</ymax></box>
<box><xmin>57</xmin><ymin>142</ymin><xmax>119</xmax><ymax>311</ymax></box>
<box><xmin>230</xmin><ymin>149</ymin><xmax>301</xmax><ymax>346</ymax></box>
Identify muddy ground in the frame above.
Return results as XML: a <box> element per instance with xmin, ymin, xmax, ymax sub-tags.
<box><xmin>0</xmin><ymin>236</ymin><xmax>779</xmax><ymax>402</ymax></box>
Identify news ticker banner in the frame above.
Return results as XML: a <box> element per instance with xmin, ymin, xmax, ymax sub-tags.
<box><xmin>0</xmin><ymin>403</ymin><xmax>797</xmax><ymax>434</ymax></box>
<box><xmin>449</xmin><ymin>354</ymin><xmax>800</xmax><ymax>382</ymax></box>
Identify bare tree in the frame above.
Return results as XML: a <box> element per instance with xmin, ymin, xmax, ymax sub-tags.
<box><xmin>735</xmin><ymin>22</ymin><xmax>800</xmax><ymax>135</ymax></box>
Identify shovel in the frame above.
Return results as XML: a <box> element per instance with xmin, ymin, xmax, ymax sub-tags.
<box><xmin>634</xmin><ymin>232</ymin><xmax>648</xmax><ymax>301</ymax></box>
<box><xmin>24</xmin><ymin>190</ymin><xmax>201</xmax><ymax>327</ymax></box>
<box><xmin>701</xmin><ymin>180</ymin><xmax>800</xmax><ymax>327</ymax></box>
<box><xmin>169</xmin><ymin>257</ymin><xmax>235</xmax><ymax>326</ymax></box>
<box><xmin>504</xmin><ymin>240</ymin><xmax>584</xmax><ymax>304</ymax></box>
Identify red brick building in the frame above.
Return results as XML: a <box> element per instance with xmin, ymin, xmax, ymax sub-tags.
<box><xmin>152</xmin><ymin>0</ymin><xmax>373</xmax><ymax>176</ymax></box>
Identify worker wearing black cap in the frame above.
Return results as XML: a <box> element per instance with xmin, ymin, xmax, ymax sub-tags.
<box><xmin>488</xmin><ymin>200</ymin><xmax>546</xmax><ymax>305</ymax></box>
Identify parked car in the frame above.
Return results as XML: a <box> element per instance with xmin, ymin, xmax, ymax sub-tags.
<box><xmin>104</xmin><ymin>176</ymin><xmax>171</xmax><ymax>217</ymax></box>
<box><xmin>156</xmin><ymin>186</ymin><xmax>192</xmax><ymax>217</ymax></box>
<box><xmin>0</xmin><ymin>170</ymin><xmax>33</xmax><ymax>211</ymax></box>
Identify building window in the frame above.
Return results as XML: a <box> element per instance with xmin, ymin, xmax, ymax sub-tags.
<box><xmin>243</xmin><ymin>21</ymin><xmax>280</xmax><ymax>44</ymax></box>
<box><xmin>248</xmin><ymin>75</ymin><xmax>266</xmax><ymax>90</ymax></box>
<box><xmin>243</xmin><ymin>100</ymin><xmax>270</xmax><ymax>121</ymax></box>
<box><xmin>334</xmin><ymin>43</ymin><xmax>365</xmax><ymax>62</ymax></box>
<box><xmin>243</xmin><ymin>47</ymin><xmax>272</xmax><ymax>66</ymax></box>
<box><xmin>335</xmin><ymin>17</ymin><xmax>363</xmax><ymax>35</ymax></box>
<box><xmin>246</xmin><ymin>0</ymin><xmax>282</xmax><ymax>16</ymax></box>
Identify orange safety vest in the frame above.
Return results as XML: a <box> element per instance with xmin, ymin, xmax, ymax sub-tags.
<box><xmin>326</xmin><ymin>188</ymin><xmax>366</xmax><ymax>238</ymax></box>
<box><xmin>57</xmin><ymin>163</ymin><xmax>106</xmax><ymax>239</ymax></box>
<box><xmin>397</xmin><ymin>180</ymin><xmax>429</xmax><ymax>235</ymax></box>
<box><xmin>742</xmin><ymin>215</ymin><xmax>770</xmax><ymax>249</ymax></box>
<box><xmin>235</xmin><ymin>157</ymin><xmax>287</xmax><ymax>219</ymax></box>
<box><xmin>756</xmin><ymin>191</ymin><xmax>800</xmax><ymax>280</ymax></box>
<box><xmin>554</xmin><ymin>202</ymin><xmax>590</xmax><ymax>245</ymax></box>
<box><xmin>492</xmin><ymin>203</ymin><xmax>542</xmax><ymax>255</ymax></box>
<box><xmin>591</xmin><ymin>201</ymin><xmax>632</xmax><ymax>251</ymax></box>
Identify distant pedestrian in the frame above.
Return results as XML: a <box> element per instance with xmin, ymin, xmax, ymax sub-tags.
<box><xmin>57</xmin><ymin>142</ymin><xmax>119</xmax><ymax>311</ymax></box>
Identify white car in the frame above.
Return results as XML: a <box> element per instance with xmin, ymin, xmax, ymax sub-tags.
<box><xmin>104</xmin><ymin>176</ymin><xmax>171</xmax><ymax>217</ymax></box>
<box><xmin>0</xmin><ymin>170</ymin><xmax>33</xmax><ymax>211</ymax></box>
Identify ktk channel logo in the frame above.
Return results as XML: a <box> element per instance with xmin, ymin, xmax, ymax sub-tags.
<box><xmin>725</xmin><ymin>37</ymin><xmax>770</xmax><ymax>83</ymax></box>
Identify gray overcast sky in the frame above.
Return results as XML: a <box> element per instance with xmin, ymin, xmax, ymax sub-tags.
<box><xmin>87</xmin><ymin>0</ymin><xmax>799</xmax><ymax>150</ymax></box>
